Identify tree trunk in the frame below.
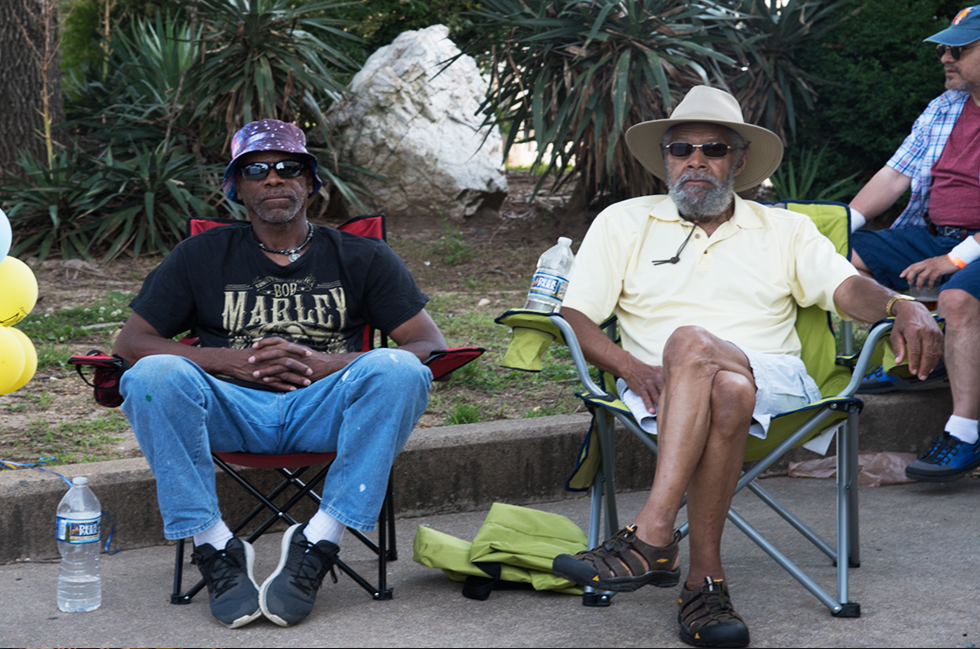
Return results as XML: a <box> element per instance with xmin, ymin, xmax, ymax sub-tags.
<box><xmin>0</xmin><ymin>0</ymin><xmax>67</xmax><ymax>177</ymax></box>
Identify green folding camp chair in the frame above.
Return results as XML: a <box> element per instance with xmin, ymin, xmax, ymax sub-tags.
<box><xmin>496</xmin><ymin>200</ymin><xmax>918</xmax><ymax>617</ymax></box>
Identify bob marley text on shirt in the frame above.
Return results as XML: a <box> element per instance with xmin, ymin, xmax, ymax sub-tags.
<box><xmin>221</xmin><ymin>274</ymin><xmax>354</xmax><ymax>353</ymax></box>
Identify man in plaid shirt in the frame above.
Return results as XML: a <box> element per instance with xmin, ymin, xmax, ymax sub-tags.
<box><xmin>849</xmin><ymin>5</ymin><xmax>980</xmax><ymax>483</ymax></box>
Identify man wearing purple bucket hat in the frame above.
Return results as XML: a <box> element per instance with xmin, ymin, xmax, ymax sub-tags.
<box><xmin>849</xmin><ymin>6</ymin><xmax>980</xmax><ymax>483</ymax></box>
<box><xmin>113</xmin><ymin>120</ymin><xmax>448</xmax><ymax>628</ymax></box>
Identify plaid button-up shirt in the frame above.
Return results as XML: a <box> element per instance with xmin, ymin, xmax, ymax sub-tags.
<box><xmin>887</xmin><ymin>90</ymin><xmax>969</xmax><ymax>228</ymax></box>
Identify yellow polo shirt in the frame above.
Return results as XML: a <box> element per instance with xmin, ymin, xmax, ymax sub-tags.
<box><xmin>562</xmin><ymin>195</ymin><xmax>858</xmax><ymax>366</ymax></box>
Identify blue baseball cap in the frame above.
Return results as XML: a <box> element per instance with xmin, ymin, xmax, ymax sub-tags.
<box><xmin>222</xmin><ymin>119</ymin><xmax>323</xmax><ymax>204</ymax></box>
<box><xmin>926</xmin><ymin>6</ymin><xmax>980</xmax><ymax>46</ymax></box>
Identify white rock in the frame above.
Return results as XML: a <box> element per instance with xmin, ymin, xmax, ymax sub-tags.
<box><xmin>327</xmin><ymin>25</ymin><xmax>508</xmax><ymax>222</ymax></box>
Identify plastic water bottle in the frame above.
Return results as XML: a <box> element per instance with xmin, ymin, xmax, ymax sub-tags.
<box><xmin>56</xmin><ymin>477</ymin><xmax>102</xmax><ymax>612</ymax></box>
<box><xmin>523</xmin><ymin>237</ymin><xmax>575</xmax><ymax>313</ymax></box>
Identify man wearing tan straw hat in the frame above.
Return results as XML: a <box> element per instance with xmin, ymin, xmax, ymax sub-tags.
<box><xmin>113</xmin><ymin>119</ymin><xmax>447</xmax><ymax>628</ymax></box>
<box><xmin>848</xmin><ymin>5</ymin><xmax>980</xmax><ymax>484</ymax></box>
<box><xmin>551</xmin><ymin>86</ymin><xmax>942</xmax><ymax>648</ymax></box>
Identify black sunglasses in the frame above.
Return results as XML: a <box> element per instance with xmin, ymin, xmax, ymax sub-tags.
<box><xmin>661</xmin><ymin>142</ymin><xmax>739</xmax><ymax>158</ymax></box>
<box><xmin>936</xmin><ymin>44</ymin><xmax>973</xmax><ymax>60</ymax></box>
<box><xmin>239</xmin><ymin>160</ymin><xmax>307</xmax><ymax>180</ymax></box>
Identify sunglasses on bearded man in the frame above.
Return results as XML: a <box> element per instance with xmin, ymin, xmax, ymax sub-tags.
<box><xmin>238</xmin><ymin>160</ymin><xmax>308</xmax><ymax>180</ymax></box>
<box><xmin>661</xmin><ymin>142</ymin><xmax>742</xmax><ymax>158</ymax></box>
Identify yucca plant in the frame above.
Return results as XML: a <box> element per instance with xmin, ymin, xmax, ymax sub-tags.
<box><xmin>459</xmin><ymin>0</ymin><xmax>739</xmax><ymax>205</ymax></box>
<box><xmin>458</xmin><ymin>0</ymin><xmax>846</xmax><ymax>211</ymax></box>
<box><xmin>768</xmin><ymin>145</ymin><xmax>861</xmax><ymax>201</ymax></box>
<box><xmin>66</xmin><ymin>15</ymin><xmax>201</xmax><ymax>145</ymax></box>
<box><xmin>0</xmin><ymin>149</ymin><xmax>100</xmax><ymax>263</ymax></box>
<box><xmin>717</xmin><ymin>0</ymin><xmax>853</xmax><ymax>142</ymax></box>
<box><xmin>189</xmin><ymin>0</ymin><xmax>361</xmax><ymax>142</ymax></box>
<box><xmin>82</xmin><ymin>142</ymin><xmax>225</xmax><ymax>261</ymax></box>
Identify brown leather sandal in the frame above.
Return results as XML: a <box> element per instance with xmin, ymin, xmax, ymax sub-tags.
<box><xmin>678</xmin><ymin>577</ymin><xmax>749</xmax><ymax>648</ymax></box>
<box><xmin>551</xmin><ymin>525</ymin><xmax>680</xmax><ymax>592</ymax></box>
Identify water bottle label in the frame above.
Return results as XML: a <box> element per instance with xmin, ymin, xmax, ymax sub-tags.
<box><xmin>528</xmin><ymin>271</ymin><xmax>568</xmax><ymax>301</ymax></box>
<box><xmin>56</xmin><ymin>515</ymin><xmax>101</xmax><ymax>544</ymax></box>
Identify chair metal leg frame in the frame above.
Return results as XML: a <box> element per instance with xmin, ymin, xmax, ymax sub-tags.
<box><xmin>582</xmin><ymin>408</ymin><xmax>620</xmax><ymax>608</ymax></box>
<box><xmin>554</xmin><ymin>315</ymin><xmax>892</xmax><ymax>616</ymax></box>
<box><xmin>172</xmin><ymin>460</ymin><xmax>331</xmax><ymax>605</ymax></box>
<box><xmin>171</xmin><ymin>461</ymin><xmax>396</xmax><ymax>604</ymax></box>
<box><xmin>580</xmin><ymin>387</ymin><xmax>863</xmax><ymax>616</ymax></box>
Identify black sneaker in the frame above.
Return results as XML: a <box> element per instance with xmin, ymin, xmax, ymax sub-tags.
<box><xmin>260</xmin><ymin>523</ymin><xmax>339</xmax><ymax>626</ymax></box>
<box><xmin>191</xmin><ymin>538</ymin><xmax>262</xmax><ymax>628</ymax></box>
<box><xmin>905</xmin><ymin>432</ymin><xmax>980</xmax><ymax>482</ymax></box>
<box><xmin>678</xmin><ymin>577</ymin><xmax>749</xmax><ymax>648</ymax></box>
<box><xmin>858</xmin><ymin>361</ymin><xmax>949</xmax><ymax>395</ymax></box>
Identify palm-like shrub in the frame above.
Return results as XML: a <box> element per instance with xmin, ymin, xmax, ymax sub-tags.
<box><xmin>718</xmin><ymin>0</ymin><xmax>851</xmax><ymax>142</ymax></box>
<box><xmin>458</xmin><ymin>0</ymin><xmax>847</xmax><ymax>208</ymax></box>
<box><xmin>0</xmin><ymin>149</ymin><xmax>98</xmax><ymax>260</ymax></box>
<box><xmin>3</xmin><ymin>0</ymin><xmax>365</xmax><ymax>260</ymax></box>
<box><xmin>190</xmin><ymin>0</ymin><xmax>360</xmax><ymax>140</ymax></box>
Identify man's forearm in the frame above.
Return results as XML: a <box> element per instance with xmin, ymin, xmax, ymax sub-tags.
<box><xmin>849</xmin><ymin>166</ymin><xmax>912</xmax><ymax>223</ymax></box>
<box><xmin>560</xmin><ymin>307</ymin><xmax>636</xmax><ymax>378</ymax></box>
<box><xmin>832</xmin><ymin>275</ymin><xmax>917</xmax><ymax>323</ymax></box>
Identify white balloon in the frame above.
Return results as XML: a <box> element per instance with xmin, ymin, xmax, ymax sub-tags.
<box><xmin>0</xmin><ymin>207</ymin><xmax>10</xmax><ymax>259</ymax></box>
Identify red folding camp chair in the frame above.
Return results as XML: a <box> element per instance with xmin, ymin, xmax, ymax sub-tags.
<box><xmin>71</xmin><ymin>213</ymin><xmax>484</xmax><ymax>604</ymax></box>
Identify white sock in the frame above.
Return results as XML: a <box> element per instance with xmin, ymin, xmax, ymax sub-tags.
<box><xmin>304</xmin><ymin>510</ymin><xmax>346</xmax><ymax>546</ymax></box>
<box><xmin>945</xmin><ymin>415</ymin><xmax>979</xmax><ymax>444</ymax></box>
<box><xmin>193</xmin><ymin>519</ymin><xmax>234</xmax><ymax>550</ymax></box>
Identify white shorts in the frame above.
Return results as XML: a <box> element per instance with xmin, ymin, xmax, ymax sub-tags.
<box><xmin>617</xmin><ymin>343</ymin><xmax>821</xmax><ymax>440</ymax></box>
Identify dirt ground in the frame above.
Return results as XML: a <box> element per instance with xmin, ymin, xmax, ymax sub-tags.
<box><xmin>0</xmin><ymin>170</ymin><xmax>591</xmax><ymax>466</ymax></box>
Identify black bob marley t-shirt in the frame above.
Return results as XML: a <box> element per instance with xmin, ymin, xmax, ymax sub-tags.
<box><xmin>131</xmin><ymin>222</ymin><xmax>428</xmax><ymax>356</ymax></box>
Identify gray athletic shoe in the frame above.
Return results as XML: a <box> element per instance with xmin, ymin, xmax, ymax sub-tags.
<box><xmin>260</xmin><ymin>523</ymin><xmax>339</xmax><ymax>626</ymax></box>
<box><xmin>191</xmin><ymin>538</ymin><xmax>262</xmax><ymax>628</ymax></box>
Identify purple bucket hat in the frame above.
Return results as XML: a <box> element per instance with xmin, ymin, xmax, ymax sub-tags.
<box><xmin>222</xmin><ymin>119</ymin><xmax>323</xmax><ymax>204</ymax></box>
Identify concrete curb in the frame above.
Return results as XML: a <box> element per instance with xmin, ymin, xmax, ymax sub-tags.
<box><xmin>1</xmin><ymin>390</ymin><xmax>951</xmax><ymax>563</ymax></box>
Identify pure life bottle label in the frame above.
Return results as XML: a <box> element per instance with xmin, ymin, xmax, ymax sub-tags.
<box><xmin>57</xmin><ymin>516</ymin><xmax>101</xmax><ymax>544</ymax></box>
<box><xmin>528</xmin><ymin>271</ymin><xmax>568</xmax><ymax>302</ymax></box>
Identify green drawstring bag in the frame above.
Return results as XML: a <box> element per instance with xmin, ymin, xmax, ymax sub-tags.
<box><xmin>412</xmin><ymin>502</ymin><xmax>588</xmax><ymax>599</ymax></box>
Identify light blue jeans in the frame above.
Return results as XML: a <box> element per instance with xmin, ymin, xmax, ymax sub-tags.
<box><xmin>120</xmin><ymin>349</ymin><xmax>432</xmax><ymax>540</ymax></box>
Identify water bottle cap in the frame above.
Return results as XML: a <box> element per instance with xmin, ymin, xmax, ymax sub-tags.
<box><xmin>558</xmin><ymin>237</ymin><xmax>572</xmax><ymax>246</ymax></box>
<box><xmin>72</xmin><ymin>477</ymin><xmax>88</xmax><ymax>486</ymax></box>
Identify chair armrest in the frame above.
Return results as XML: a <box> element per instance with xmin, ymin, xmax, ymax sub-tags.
<box><xmin>68</xmin><ymin>350</ymin><xmax>130</xmax><ymax>407</ymax></box>
<box><xmin>423</xmin><ymin>347</ymin><xmax>485</xmax><ymax>381</ymax></box>
<box><xmin>493</xmin><ymin>309</ymin><xmax>567</xmax><ymax>343</ymax></box>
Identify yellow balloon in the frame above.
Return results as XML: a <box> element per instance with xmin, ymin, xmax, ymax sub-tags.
<box><xmin>0</xmin><ymin>256</ymin><xmax>38</xmax><ymax>326</ymax></box>
<box><xmin>0</xmin><ymin>326</ymin><xmax>26</xmax><ymax>394</ymax></box>
<box><xmin>6</xmin><ymin>328</ymin><xmax>36</xmax><ymax>392</ymax></box>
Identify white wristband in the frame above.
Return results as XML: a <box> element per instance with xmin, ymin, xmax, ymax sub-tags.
<box><xmin>950</xmin><ymin>235</ymin><xmax>980</xmax><ymax>266</ymax></box>
<box><xmin>849</xmin><ymin>208</ymin><xmax>866</xmax><ymax>232</ymax></box>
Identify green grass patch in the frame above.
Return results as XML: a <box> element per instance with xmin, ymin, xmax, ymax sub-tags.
<box><xmin>421</xmin><ymin>292</ymin><xmax>582</xmax><ymax>424</ymax></box>
<box><xmin>13</xmin><ymin>410</ymin><xmax>131</xmax><ymax>465</ymax></box>
<box><xmin>20</xmin><ymin>291</ymin><xmax>134</xmax><ymax>343</ymax></box>
<box><xmin>17</xmin><ymin>291</ymin><xmax>136</xmax><ymax>371</ymax></box>
<box><xmin>444</xmin><ymin>402</ymin><xmax>482</xmax><ymax>425</ymax></box>
<box><xmin>4</xmin><ymin>391</ymin><xmax>56</xmax><ymax>413</ymax></box>
<box><xmin>433</xmin><ymin>219</ymin><xmax>474</xmax><ymax>266</ymax></box>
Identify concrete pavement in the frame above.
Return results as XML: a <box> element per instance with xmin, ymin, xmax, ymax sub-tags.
<box><xmin>3</xmin><ymin>477</ymin><xmax>978</xmax><ymax>648</ymax></box>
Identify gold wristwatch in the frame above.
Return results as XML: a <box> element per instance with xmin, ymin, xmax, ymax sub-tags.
<box><xmin>885</xmin><ymin>294</ymin><xmax>916</xmax><ymax>318</ymax></box>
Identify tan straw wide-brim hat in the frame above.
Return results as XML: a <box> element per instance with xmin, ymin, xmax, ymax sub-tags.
<box><xmin>625</xmin><ymin>85</ymin><xmax>784</xmax><ymax>192</ymax></box>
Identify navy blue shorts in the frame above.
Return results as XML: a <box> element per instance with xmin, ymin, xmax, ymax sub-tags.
<box><xmin>851</xmin><ymin>225</ymin><xmax>980</xmax><ymax>301</ymax></box>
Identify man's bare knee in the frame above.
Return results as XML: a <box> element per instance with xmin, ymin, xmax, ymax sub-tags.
<box><xmin>663</xmin><ymin>326</ymin><xmax>718</xmax><ymax>371</ymax></box>
<box><xmin>938</xmin><ymin>289</ymin><xmax>980</xmax><ymax>329</ymax></box>
<box><xmin>710</xmin><ymin>371</ymin><xmax>755</xmax><ymax>435</ymax></box>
